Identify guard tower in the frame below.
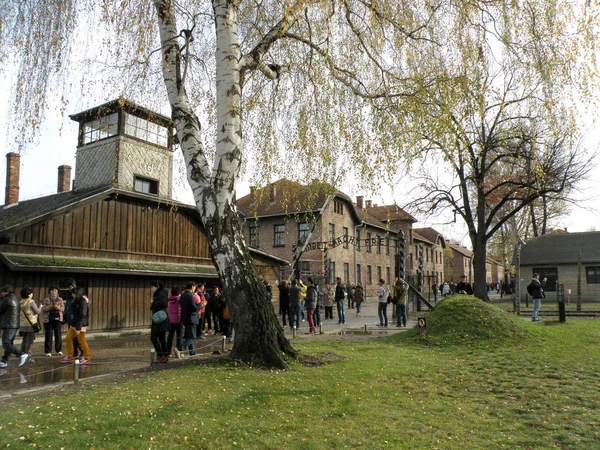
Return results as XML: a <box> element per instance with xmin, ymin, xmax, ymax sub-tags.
<box><xmin>69</xmin><ymin>98</ymin><xmax>174</xmax><ymax>199</ymax></box>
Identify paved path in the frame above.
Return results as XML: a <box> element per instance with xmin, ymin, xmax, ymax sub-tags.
<box><xmin>0</xmin><ymin>300</ymin><xmax>412</xmax><ymax>396</ymax></box>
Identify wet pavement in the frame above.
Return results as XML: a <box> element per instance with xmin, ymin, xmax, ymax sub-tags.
<box><xmin>0</xmin><ymin>300</ymin><xmax>413</xmax><ymax>396</ymax></box>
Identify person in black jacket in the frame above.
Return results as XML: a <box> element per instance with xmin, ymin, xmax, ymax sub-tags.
<box><xmin>0</xmin><ymin>285</ymin><xmax>29</xmax><ymax>368</ymax></box>
<box><xmin>150</xmin><ymin>280</ymin><xmax>170</xmax><ymax>363</ymax></box>
<box><xmin>528</xmin><ymin>273</ymin><xmax>547</xmax><ymax>322</ymax></box>
<box><xmin>278</xmin><ymin>280</ymin><xmax>291</xmax><ymax>328</ymax></box>
<box><xmin>335</xmin><ymin>277</ymin><xmax>346</xmax><ymax>324</ymax></box>
<box><xmin>180</xmin><ymin>281</ymin><xmax>200</xmax><ymax>356</ymax></box>
<box><xmin>61</xmin><ymin>287</ymin><xmax>91</xmax><ymax>364</ymax></box>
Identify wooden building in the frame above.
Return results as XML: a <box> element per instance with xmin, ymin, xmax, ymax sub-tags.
<box><xmin>0</xmin><ymin>99</ymin><xmax>287</xmax><ymax>330</ymax></box>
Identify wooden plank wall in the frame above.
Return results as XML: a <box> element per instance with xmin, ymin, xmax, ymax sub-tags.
<box><xmin>0</xmin><ymin>264</ymin><xmax>222</xmax><ymax>330</ymax></box>
<box><xmin>12</xmin><ymin>196</ymin><xmax>211</xmax><ymax>262</ymax></box>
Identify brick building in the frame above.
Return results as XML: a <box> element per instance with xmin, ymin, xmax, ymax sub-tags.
<box><xmin>444</xmin><ymin>242</ymin><xmax>474</xmax><ymax>284</ymax></box>
<box><xmin>237</xmin><ymin>179</ymin><xmax>425</xmax><ymax>297</ymax></box>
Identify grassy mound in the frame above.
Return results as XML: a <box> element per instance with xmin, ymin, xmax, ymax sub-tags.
<box><xmin>399</xmin><ymin>295</ymin><xmax>532</xmax><ymax>346</ymax></box>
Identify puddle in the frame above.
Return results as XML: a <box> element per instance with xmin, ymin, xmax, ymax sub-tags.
<box><xmin>0</xmin><ymin>335</ymin><xmax>229</xmax><ymax>394</ymax></box>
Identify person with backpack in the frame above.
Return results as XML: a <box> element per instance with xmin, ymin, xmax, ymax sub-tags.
<box><xmin>19</xmin><ymin>287</ymin><xmax>41</xmax><ymax>357</ymax></box>
<box><xmin>61</xmin><ymin>287</ymin><xmax>91</xmax><ymax>364</ymax></box>
<box><xmin>394</xmin><ymin>278</ymin><xmax>409</xmax><ymax>327</ymax></box>
<box><xmin>528</xmin><ymin>273</ymin><xmax>547</xmax><ymax>322</ymax></box>
<box><xmin>150</xmin><ymin>280</ymin><xmax>170</xmax><ymax>363</ymax></box>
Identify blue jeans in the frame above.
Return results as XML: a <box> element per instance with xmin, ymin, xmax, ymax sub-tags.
<box><xmin>336</xmin><ymin>299</ymin><xmax>346</xmax><ymax>324</ymax></box>
<box><xmin>182</xmin><ymin>323</ymin><xmax>197</xmax><ymax>356</ymax></box>
<box><xmin>356</xmin><ymin>302</ymin><xmax>362</xmax><ymax>314</ymax></box>
<box><xmin>378</xmin><ymin>302</ymin><xmax>388</xmax><ymax>326</ymax></box>
<box><xmin>397</xmin><ymin>303</ymin><xmax>407</xmax><ymax>326</ymax></box>
<box><xmin>313</xmin><ymin>307</ymin><xmax>321</xmax><ymax>326</ymax></box>
<box><xmin>532</xmin><ymin>298</ymin><xmax>542</xmax><ymax>320</ymax></box>
<box><xmin>289</xmin><ymin>303</ymin><xmax>301</xmax><ymax>329</ymax></box>
<box><xmin>2</xmin><ymin>328</ymin><xmax>22</xmax><ymax>362</ymax></box>
<box><xmin>300</xmin><ymin>301</ymin><xmax>306</xmax><ymax>321</ymax></box>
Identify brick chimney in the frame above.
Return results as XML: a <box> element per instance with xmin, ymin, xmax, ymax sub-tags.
<box><xmin>57</xmin><ymin>165</ymin><xmax>72</xmax><ymax>193</ymax></box>
<box><xmin>269</xmin><ymin>183</ymin><xmax>277</xmax><ymax>204</ymax></box>
<box><xmin>5</xmin><ymin>152</ymin><xmax>20</xmax><ymax>205</ymax></box>
<box><xmin>366</xmin><ymin>200</ymin><xmax>372</xmax><ymax>208</ymax></box>
<box><xmin>356</xmin><ymin>195</ymin><xmax>364</xmax><ymax>209</ymax></box>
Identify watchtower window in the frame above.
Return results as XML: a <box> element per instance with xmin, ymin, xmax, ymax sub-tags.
<box><xmin>134</xmin><ymin>176</ymin><xmax>158</xmax><ymax>195</ymax></box>
<box><xmin>82</xmin><ymin>113</ymin><xmax>118</xmax><ymax>144</ymax></box>
<box><xmin>124</xmin><ymin>113</ymin><xmax>168</xmax><ymax>147</ymax></box>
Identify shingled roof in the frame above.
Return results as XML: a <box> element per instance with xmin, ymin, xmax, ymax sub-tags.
<box><xmin>448</xmin><ymin>243</ymin><xmax>473</xmax><ymax>258</ymax></box>
<box><xmin>0</xmin><ymin>186</ymin><xmax>113</xmax><ymax>234</ymax></box>
<box><xmin>520</xmin><ymin>232</ymin><xmax>600</xmax><ymax>265</ymax></box>
<box><xmin>364</xmin><ymin>204</ymin><xmax>417</xmax><ymax>224</ymax></box>
<box><xmin>413</xmin><ymin>227</ymin><xmax>447</xmax><ymax>248</ymax></box>
<box><xmin>236</xmin><ymin>178</ymin><xmax>362</xmax><ymax>222</ymax></box>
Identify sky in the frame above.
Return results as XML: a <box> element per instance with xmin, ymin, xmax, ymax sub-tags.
<box><xmin>1</xmin><ymin>91</ymin><xmax>599</xmax><ymax>249</ymax></box>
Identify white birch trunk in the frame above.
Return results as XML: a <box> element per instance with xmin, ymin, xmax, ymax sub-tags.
<box><xmin>153</xmin><ymin>0</ymin><xmax>294</xmax><ymax>368</ymax></box>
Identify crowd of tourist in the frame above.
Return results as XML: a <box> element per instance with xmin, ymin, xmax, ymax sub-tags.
<box><xmin>149</xmin><ymin>280</ymin><xmax>232</xmax><ymax>363</ymax></box>
<box><xmin>0</xmin><ymin>278</ymin><xmax>89</xmax><ymax>368</ymax></box>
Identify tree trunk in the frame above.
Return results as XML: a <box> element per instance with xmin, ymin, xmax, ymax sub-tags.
<box><xmin>472</xmin><ymin>233</ymin><xmax>489</xmax><ymax>301</ymax></box>
<box><xmin>204</xmin><ymin>200</ymin><xmax>296</xmax><ymax>368</ymax></box>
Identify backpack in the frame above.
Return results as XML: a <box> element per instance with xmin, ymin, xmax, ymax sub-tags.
<box><xmin>527</xmin><ymin>283</ymin><xmax>534</xmax><ymax>296</ymax></box>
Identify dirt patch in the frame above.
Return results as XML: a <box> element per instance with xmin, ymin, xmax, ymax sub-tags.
<box><xmin>298</xmin><ymin>352</ymin><xmax>346</xmax><ymax>366</ymax></box>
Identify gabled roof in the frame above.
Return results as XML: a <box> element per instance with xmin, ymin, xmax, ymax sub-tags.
<box><xmin>413</xmin><ymin>227</ymin><xmax>447</xmax><ymax>248</ymax></box>
<box><xmin>413</xmin><ymin>231</ymin><xmax>434</xmax><ymax>245</ymax></box>
<box><xmin>520</xmin><ymin>232</ymin><xmax>600</xmax><ymax>265</ymax></box>
<box><xmin>237</xmin><ymin>178</ymin><xmax>361</xmax><ymax>222</ymax></box>
<box><xmin>364</xmin><ymin>204</ymin><xmax>417</xmax><ymax>224</ymax></box>
<box><xmin>448</xmin><ymin>243</ymin><xmax>473</xmax><ymax>258</ymax></box>
<box><xmin>0</xmin><ymin>186</ymin><xmax>114</xmax><ymax>234</ymax></box>
<box><xmin>0</xmin><ymin>186</ymin><xmax>196</xmax><ymax>235</ymax></box>
<box><xmin>355</xmin><ymin>207</ymin><xmax>397</xmax><ymax>232</ymax></box>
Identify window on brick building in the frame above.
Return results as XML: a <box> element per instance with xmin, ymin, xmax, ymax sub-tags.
<box><xmin>298</xmin><ymin>222</ymin><xmax>309</xmax><ymax>244</ymax></box>
<box><xmin>376</xmin><ymin>235</ymin><xmax>381</xmax><ymax>254</ymax></box>
<box><xmin>343</xmin><ymin>227</ymin><xmax>349</xmax><ymax>248</ymax></box>
<box><xmin>377</xmin><ymin>266</ymin><xmax>382</xmax><ymax>281</ymax></box>
<box><xmin>366</xmin><ymin>232</ymin><xmax>372</xmax><ymax>252</ymax></box>
<box><xmin>274</xmin><ymin>225</ymin><xmax>285</xmax><ymax>247</ymax></box>
<box><xmin>356</xmin><ymin>229</ymin><xmax>361</xmax><ymax>251</ymax></box>
<box><xmin>249</xmin><ymin>224</ymin><xmax>259</xmax><ymax>248</ymax></box>
<box><xmin>329</xmin><ymin>223</ymin><xmax>335</xmax><ymax>244</ymax></box>
<box><xmin>334</xmin><ymin>200</ymin><xmax>344</xmax><ymax>214</ymax></box>
<box><xmin>367</xmin><ymin>265</ymin><xmax>372</xmax><ymax>284</ymax></box>
<box><xmin>357</xmin><ymin>264</ymin><xmax>362</xmax><ymax>284</ymax></box>
<box><xmin>386</xmin><ymin>267</ymin><xmax>390</xmax><ymax>284</ymax></box>
<box><xmin>344</xmin><ymin>263</ymin><xmax>349</xmax><ymax>283</ymax></box>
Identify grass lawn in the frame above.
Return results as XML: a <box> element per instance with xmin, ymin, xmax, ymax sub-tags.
<box><xmin>1</xmin><ymin>297</ymin><xmax>599</xmax><ymax>449</ymax></box>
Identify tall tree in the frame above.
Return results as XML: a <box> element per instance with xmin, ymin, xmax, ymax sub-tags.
<box><xmin>366</xmin><ymin>2</ymin><xmax>598</xmax><ymax>300</ymax></box>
